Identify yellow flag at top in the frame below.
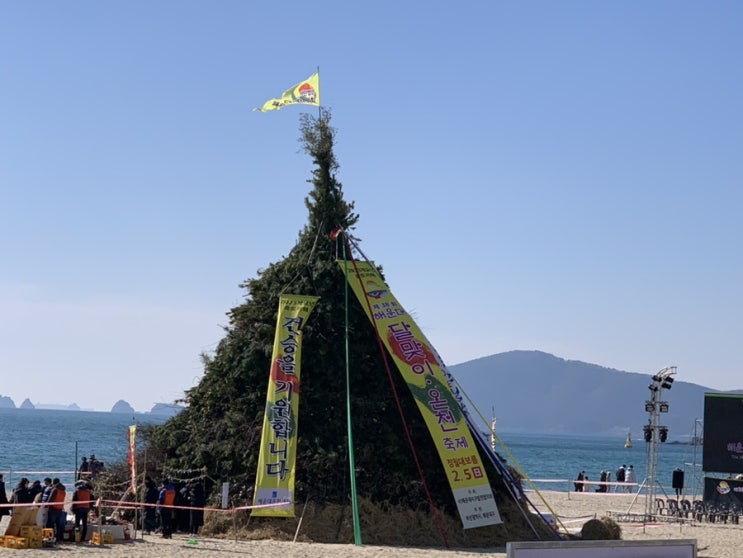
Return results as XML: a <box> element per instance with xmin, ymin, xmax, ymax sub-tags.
<box><xmin>254</xmin><ymin>72</ymin><xmax>320</xmax><ymax>112</ymax></box>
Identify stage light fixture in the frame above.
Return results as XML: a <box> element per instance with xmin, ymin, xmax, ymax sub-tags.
<box><xmin>659</xmin><ymin>427</ymin><xmax>668</xmax><ymax>443</ymax></box>
<box><xmin>659</xmin><ymin>402</ymin><xmax>669</xmax><ymax>413</ymax></box>
<box><xmin>648</xmin><ymin>384</ymin><xmax>658</xmax><ymax>392</ymax></box>
<box><xmin>643</xmin><ymin>424</ymin><xmax>653</xmax><ymax>442</ymax></box>
<box><xmin>662</xmin><ymin>377</ymin><xmax>674</xmax><ymax>389</ymax></box>
<box><xmin>645</xmin><ymin>401</ymin><xmax>655</xmax><ymax>412</ymax></box>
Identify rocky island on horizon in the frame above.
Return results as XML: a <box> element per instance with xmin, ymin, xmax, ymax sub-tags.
<box><xmin>0</xmin><ymin>394</ymin><xmax>184</xmax><ymax>416</ymax></box>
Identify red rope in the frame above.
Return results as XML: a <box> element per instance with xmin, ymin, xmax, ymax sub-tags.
<box><xmin>344</xmin><ymin>238</ymin><xmax>450</xmax><ymax>548</ymax></box>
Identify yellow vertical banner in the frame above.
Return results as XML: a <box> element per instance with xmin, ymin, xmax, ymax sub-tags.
<box><xmin>253</xmin><ymin>294</ymin><xmax>320</xmax><ymax>517</ymax></box>
<box><xmin>128</xmin><ymin>425</ymin><xmax>137</xmax><ymax>495</ymax></box>
<box><xmin>340</xmin><ymin>261</ymin><xmax>501</xmax><ymax>528</ymax></box>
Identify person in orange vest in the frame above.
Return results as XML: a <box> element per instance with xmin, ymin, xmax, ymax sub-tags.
<box><xmin>72</xmin><ymin>480</ymin><xmax>95</xmax><ymax>542</ymax></box>
<box><xmin>47</xmin><ymin>479</ymin><xmax>67</xmax><ymax>543</ymax></box>
<box><xmin>157</xmin><ymin>479</ymin><xmax>176</xmax><ymax>539</ymax></box>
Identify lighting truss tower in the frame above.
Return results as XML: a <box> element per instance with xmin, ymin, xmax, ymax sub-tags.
<box><xmin>644</xmin><ymin>366</ymin><xmax>676</xmax><ymax>520</ymax></box>
<box><xmin>691</xmin><ymin>418</ymin><xmax>704</xmax><ymax>499</ymax></box>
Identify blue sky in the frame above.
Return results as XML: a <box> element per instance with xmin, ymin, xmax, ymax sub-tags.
<box><xmin>1</xmin><ymin>1</ymin><xmax>741</xmax><ymax>412</ymax></box>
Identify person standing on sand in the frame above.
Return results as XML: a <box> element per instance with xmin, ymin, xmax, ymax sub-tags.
<box><xmin>12</xmin><ymin>478</ymin><xmax>32</xmax><ymax>509</ymax></box>
<box><xmin>28</xmin><ymin>480</ymin><xmax>42</xmax><ymax>501</ymax></box>
<box><xmin>187</xmin><ymin>480</ymin><xmax>206</xmax><ymax>537</ymax></box>
<box><xmin>78</xmin><ymin>456</ymin><xmax>90</xmax><ymax>481</ymax></box>
<box><xmin>625</xmin><ymin>465</ymin><xmax>637</xmax><ymax>493</ymax></box>
<box><xmin>47</xmin><ymin>479</ymin><xmax>67</xmax><ymax>543</ymax></box>
<box><xmin>615</xmin><ymin>465</ymin><xmax>626</xmax><ymax>492</ymax></box>
<box><xmin>574</xmin><ymin>471</ymin><xmax>585</xmax><ymax>492</ymax></box>
<box><xmin>143</xmin><ymin>477</ymin><xmax>159</xmax><ymax>534</ymax></box>
<box><xmin>40</xmin><ymin>478</ymin><xmax>53</xmax><ymax>503</ymax></box>
<box><xmin>38</xmin><ymin>477</ymin><xmax>53</xmax><ymax>527</ymax></box>
<box><xmin>0</xmin><ymin>474</ymin><xmax>9</xmax><ymax>518</ymax></box>
<box><xmin>72</xmin><ymin>480</ymin><xmax>95</xmax><ymax>542</ymax></box>
<box><xmin>597</xmin><ymin>471</ymin><xmax>608</xmax><ymax>492</ymax></box>
<box><xmin>158</xmin><ymin>479</ymin><xmax>176</xmax><ymax>539</ymax></box>
<box><xmin>89</xmin><ymin>455</ymin><xmax>103</xmax><ymax>479</ymax></box>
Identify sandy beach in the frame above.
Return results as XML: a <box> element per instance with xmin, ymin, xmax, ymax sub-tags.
<box><xmin>528</xmin><ymin>490</ymin><xmax>743</xmax><ymax>558</ymax></box>
<box><xmin>3</xmin><ymin>490</ymin><xmax>741</xmax><ymax>556</ymax></box>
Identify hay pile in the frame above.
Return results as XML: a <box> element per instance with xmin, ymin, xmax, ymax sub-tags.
<box><xmin>580</xmin><ymin>516</ymin><xmax>622</xmax><ymax>541</ymax></box>
<box><xmin>203</xmin><ymin>496</ymin><xmax>553</xmax><ymax>547</ymax></box>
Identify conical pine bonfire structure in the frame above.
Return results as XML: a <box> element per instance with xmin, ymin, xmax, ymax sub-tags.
<box><xmin>148</xmin><ymin>111</ymin><xmax>554</xmax><ymax>546</ymax></box>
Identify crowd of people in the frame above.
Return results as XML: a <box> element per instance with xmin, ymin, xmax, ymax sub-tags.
<box><xmin>146</xmin><ymin>476</ymin><xmax>206</xmax><ymax>539</ymax></box>
<box><xmin>1</xmin><ymin>463</ymin><xmax>209</xmax><ymax>542</ymax></box>
<box><xmin>574</xmin><ymin>464</ymin><xmax>637</xmax><ymax>492</ymax></box>
<box><xmin>77</xmin><ymin>454</ymin><xmax>105</xmax><ymax>480</ymax></box>
<box><xmin>0</xmin><ymin>474</ymin><xmax>97</xmax><ymax>543</ymax></box>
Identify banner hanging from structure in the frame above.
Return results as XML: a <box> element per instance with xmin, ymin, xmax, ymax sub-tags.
<box><xmin>128</xmin><ymin>425</ymin><xmax>137</xmax><ymax>495</ymax></box>
<box><xmin>340</xmin><ymin>260</ymin><xmax>501</xmax><ymax>528</ymax></box>
<box><xmin>253</xmin><ymin>294</ymin><xmax>319</xmax><ymax>517</ymax></box>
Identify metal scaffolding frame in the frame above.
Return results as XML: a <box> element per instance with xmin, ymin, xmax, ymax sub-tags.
<box><xmin>643</xmin><ymin>366</ymin><xmax>677</xmax><ymax>520</ymax></box>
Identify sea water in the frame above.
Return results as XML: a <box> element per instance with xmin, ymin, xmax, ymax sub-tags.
<box><xmin>497</xmin><ymin>431</ymin><xmax>706</xmax><ymax>496</ymax></box>
<box><xmin>0</xmin><ymin>408</ymin><xmax>166</xmax><ymax>488</ymax></box>
<box><xmin>1</xmin><ymin>409</ymin><xmax>706</xmax><ymax>498</ymax></box>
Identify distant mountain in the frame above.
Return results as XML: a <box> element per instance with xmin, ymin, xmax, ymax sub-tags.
<box><xmin>20</xmin><ymin>398</ymin><xmax>35</xmax><ymax>410</ymax></box>
<box><xmin>111</xmin><ymin>400</ymin><xmax>135</xmax><ymax>414</ymax></box>
<box><xmin>450</xmin><ymin>350</ymin><xmax>737</xmax><ymax>438</ymax></box>
<box><xmin>149</xmin><ymin>403</ymin><xmax>185</xmax><ymax>417</ymax></box>
<box><xmin>0</xmin><ymin>395</ymin><xmax>16</xmax><ymax>409</ymax></box>
<box><xmin>36</xmin><ymin>403</ymin><xmax>82</xmax><ymax>411</ymax></box>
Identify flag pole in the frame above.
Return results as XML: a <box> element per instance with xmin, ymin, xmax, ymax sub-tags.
<box><xmin>141</xmin><ymin>446</ymin><xmax>147</xmax><ymax>539</ymax></box>
<box><xmin>341</xmin><ymin>234</ymin><xmax>362</xmax><ymax>546</ymax></box>
<box><xmin>317</xmin><ymin>66</ymin><xmax>321</xmax><ymax>118</ymax></box>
